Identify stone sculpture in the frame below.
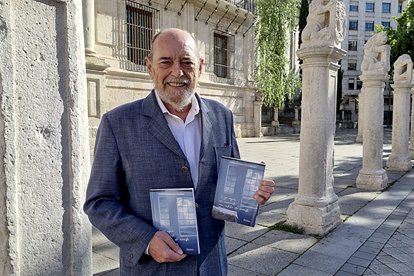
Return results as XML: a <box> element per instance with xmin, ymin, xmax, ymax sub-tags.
<box><xmin>386</xmin><ymin>54</ymin><xmax>413</xmax><ymax>171</ymax></box>
<box><xmin>393</xmin><ymin>54</ymin><xmax>413</xmax><ymax>83</ymax></box>
<box><xmin>361</xmin><ymin>32</ymin><xmax>390</xmax><ymax>74</ymax></box>
<box><xmin>301</xmin><ymin>0</ymin><xmax>346</xmax><ymax>48</ymax></box>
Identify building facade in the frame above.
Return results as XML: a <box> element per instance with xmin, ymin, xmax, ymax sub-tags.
<box><xmin>340</xmin><ymin>0</ymin><xmax>408</xmax><ymax>127</ymax></box>
<box><xmin>84</xmin><ymin>0</ymin><xmax>259</xmax><ymax>152</ymax></box>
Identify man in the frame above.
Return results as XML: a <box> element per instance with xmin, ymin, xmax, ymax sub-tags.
<box><xmin>84</xmin><ymin>28</ymin><xmax>275</xmax><ymax>275</ymax></box>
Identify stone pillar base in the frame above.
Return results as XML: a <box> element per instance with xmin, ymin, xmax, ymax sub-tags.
<box><xmin>356</xmin><ymin>170</ymin><xmax>388</xmax><ymax>190</ymax></box>
<box><xmin>355</xmin><ymin>135</ymin><xmax>363</xmax><ymax>143</ymax></box>
<box><xmin>386</xmin><ymin>154</ymin><xmax>412</xmax><ymax>171</ymax></box>
<box><xmin>286</xmin><ymin>200</ymin><xmax>341</xmax><ymax>236</ymax></box>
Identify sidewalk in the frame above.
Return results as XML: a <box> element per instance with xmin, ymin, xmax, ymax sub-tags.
<box><xmin>93</xmin><ymin>128</ymin><xmax>414</xmax><ymax>276</ymax></box>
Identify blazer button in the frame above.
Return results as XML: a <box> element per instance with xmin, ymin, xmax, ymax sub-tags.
<box><xmin>181</xmin><ymin>165</ymin><xmax>189</xmax><ymax>173</ymax></box>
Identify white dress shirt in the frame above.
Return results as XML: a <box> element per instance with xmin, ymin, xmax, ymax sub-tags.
<box><xmin>154</xmin><ymin>92</ymin><xmax>202</xmax><ymax>189</ymax></box>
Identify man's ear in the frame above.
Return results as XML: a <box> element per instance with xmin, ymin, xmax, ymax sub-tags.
<box><xmin>198</xmin><ymin>58</ymin><xmax>205</xmax><ymax>77</ymax></box>
<box><xmin>146</xmin><ymin>56</ymin><xmax>154</xmax><ymax>79</ymax></box>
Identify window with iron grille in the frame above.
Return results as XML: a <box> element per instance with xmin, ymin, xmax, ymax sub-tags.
<box><xmin>125</xmin><ymin>1</ymin><xmax>159</xmax><ymax>72</ymax></box>
<box><xmin>214</xmin><ymin>33</ymin><xmax>229</xmax><ymax>78</ymax></box>
<box><xmin>348</xmin><ymin>40</ymin><xmax>357</xmax><ymax>51</ymax></box>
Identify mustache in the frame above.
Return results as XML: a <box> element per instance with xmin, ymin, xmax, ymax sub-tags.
<box><xmin>164</xmin><ymin>77</ymin><xmax>190</xmax><ymax>85</ymax></box>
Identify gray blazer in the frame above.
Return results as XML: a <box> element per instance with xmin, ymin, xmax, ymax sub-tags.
<box><xmin>84</xmin><ymin>91</ymin><xmax>240</xmax><ymax>275</ymax></box>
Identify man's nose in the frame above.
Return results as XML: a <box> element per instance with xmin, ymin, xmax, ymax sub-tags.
<box><xmin>170</xmin><ymin>62</ymin><xmax>184</xmax><ymax>77</ymax></box>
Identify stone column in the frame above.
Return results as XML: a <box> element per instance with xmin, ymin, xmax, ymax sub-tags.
<box><xmin>286</xmin><ymin>46</ymin><xmax>345</xmax><ymax>235</ymax></box>
<box><xmin>286</xmin><ymin>0</ymin><xmax>346</xmax><ymax>235</ymax></box>
<box><xmin>253</xmin><ymin>91</ymin><xmax>263</xmax><ymax>137</ymax></box>
<box><xmin>0</xmin><ymin>1</ymin><xmax>91</xmax><ymax>275</ymax></box>
<box><xmin>387</xmin><ymin>54</ymin><xmax>413</xmax><ymax>170</ymax></box>
<box><xmin>356</xmin><ymin>33</ymin><xmax>390</xmax><ymax>190</ymax></box>
<box><xmin>83</xmin><ymin>0</ymin><xmax>96</xmax><ymax>56</ymax></box>
<box><xmin>356</xmin><ymin>88</ymin><xmax>364</xmax><ymax>143</ymax></box>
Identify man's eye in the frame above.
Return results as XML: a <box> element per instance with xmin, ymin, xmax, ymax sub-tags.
<box><xmin>160</xmin><ymin>60</ymin><xmax>172</xmax><ymax>65</ymax></box>
<box><xmin>182</xmin><ymin>61</ymin><xmax>195</xmax><ymax>67</ymax></box>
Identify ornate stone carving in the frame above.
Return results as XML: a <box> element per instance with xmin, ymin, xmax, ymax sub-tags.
<box><xmin>393</xmin><ymin>54</ymin><xmax>413</xmax><ymax>84</ymax></box>
<box><xmin>301</xmin><ymin>0</ymin><xmax>346</xmax><ymax>48</ymax></box>
<box><xmin>361</xmin><ymin>32</ymin><xmax>391</xmax><ymax>74</ymax></box>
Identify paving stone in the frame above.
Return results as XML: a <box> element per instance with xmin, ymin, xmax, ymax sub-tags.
<box><xmin>340</xmin><ymin>263</ymin><xmax>367</xmax><ymax>275</ymax></box>
<box><xmin>376</xmin><ymin>254</ymin><xmax>400</xmax><ymax>264</ymax></box>
<box><xmin>225</xmin><ymin>222</ymin><xmax>268</xmax><ymax>242</ymax></box>
<box><xmin>368</xmin><ymin>263</ymin><xmax>395</xmax><ymax>274</ymax></box>
<box><xmin>94</xmin><ymin>268</ymin><xmax>120</xmax><ymax>276</ymax></box>
<box><xmin>93</xmin><ymin>242</ymin><xmax>119</xmax><ymax>261</ymax></box>
<box><xmin>228</xmin><ymin>264</ymin><xmax>268</xmax><ymax>276</ymax></box>
<box><xmin>228</xmin><ymin>243</ymin><xmax>298</xmax><ymax>275</ymax></box>
<box><xmin>385</xmin><ymin>262</ymin><xmax>414</xmax><ymax>273</ymax></box>
<box><xmin>279</xmin><ymin>263</ymin><xmax>332</xmax><ymax>276</ymax></box>
<box><xmin>364</xmin><ymin>241</ymin><xmax>384</xmax><ymax>250</ymax></box>
<box><xmin>352</xmin><ymin>251</ymin><xmax>377</xmax><ymax>261</ymax></box>
<box><xmin>335</xmin><ymin>270</ymin><xmax>358</xmax><ymax>276</ymax></box>
<box><xmin>256</xmin><ymin>208</ymin><xmax>286</xmax><ymax>226</ymax></box>
<box><xmin>357</xmin><ymin>245</ymin><xmax>381</xmax><ymax>255</ymax></box>
<box><xmin>362</xmin><ymin>268</ymin><xmax>376</xmax><ymax>275</ymax></box>
<box><xmin>293</xmin><ymin>250</ymin><xmax>347</xmax><ymax>274</ymax></box>
<box><xmin>347</xmin><ymin>256</ymin><xmax>372</xmax><ymax>267</ymax></box>
<box><xmin>225</xmin><ymin>236</ymin><xmax>248</xmax><ymax>255</ymax></box>
<box><xmin>250</xmin><ymin>229</ymin><xmax>318</xmax><ymax>254</ymax></box>
<box><xmin>93</xmin><ymin>254</ymin><xmax>119</xmax><ymax>275</ymax></box>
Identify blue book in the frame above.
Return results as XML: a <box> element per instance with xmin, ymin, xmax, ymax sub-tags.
<box><xmin>213</xmin><ymin>157</ymin><xmax>265</xmax><ymax>227</ymax></box>
<box><xmin>150</xmin><ymin>188</ymin><xmax>200</xmax><ymax>255</ymax></box>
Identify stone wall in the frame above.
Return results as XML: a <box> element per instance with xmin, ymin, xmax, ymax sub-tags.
<box><xmin>0</xmin><ymin>0</ymin><xmax>91</xmax><ymax>274</ymax></box>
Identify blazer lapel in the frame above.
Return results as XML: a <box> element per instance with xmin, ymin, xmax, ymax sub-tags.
<box><xmin>197</xmin><ymin>95</ymin><xmax>212</xmax><ymax>161</ymax></box>
<box><xmin>142</xmin><ymin>91</ymin><xmax>185</xmax><ymax>159</ymax></box>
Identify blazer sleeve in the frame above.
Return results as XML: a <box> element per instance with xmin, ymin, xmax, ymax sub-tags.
<box><xmin>84</xmin><ymin>114</ymin><xmax>157</xmax><ymax>266</ymax></box>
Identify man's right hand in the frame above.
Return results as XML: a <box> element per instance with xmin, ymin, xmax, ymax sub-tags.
<box><xmin>148</xmin><ymin>231</ymin><xmax>187</xmax><ymax>263</ymax></box>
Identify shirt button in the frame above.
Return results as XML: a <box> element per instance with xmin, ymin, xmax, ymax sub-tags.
<box><xmin>181</xmin><ymin>165</ymin><xmax>189</xmax><ymax>173</ymax></box>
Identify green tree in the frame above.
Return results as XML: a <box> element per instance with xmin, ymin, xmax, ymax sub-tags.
<box><xmin>255</xmin><ymin>0</ymin><xmax>301</xmax><ymax>109</ymax></box>
<box><xmin>384</xmin><ymin>0</ymin><xmax>414</xmax><ymax>66</ymax></box>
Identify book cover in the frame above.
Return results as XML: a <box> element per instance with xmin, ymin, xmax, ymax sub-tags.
<box><xmin>212</xmin><ymin>157</ymin><xmax>265</xmax><ymax>227</ymax></box>
<box><xmin>149</xmin><ymin>188</ymin><xmax>200</xmax><ymax>255</ymax></box>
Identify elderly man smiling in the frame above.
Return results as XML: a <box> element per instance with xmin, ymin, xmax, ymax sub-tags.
<box><xmin>84</xmin><ymin>28</ymin><xmax>275</xmax><ymax>276</ymax></box>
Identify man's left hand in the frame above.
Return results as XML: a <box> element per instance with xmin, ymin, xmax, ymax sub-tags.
<box><xmin>253</xmin><ymin>179</ymin><xmax>275</xmax><ymax>205</ymax></box>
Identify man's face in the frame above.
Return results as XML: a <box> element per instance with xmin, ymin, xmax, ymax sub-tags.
<box><xmin>146</xmin><ymin>30</ymin><xmax>204</xmax><ymax>112</ymax></box>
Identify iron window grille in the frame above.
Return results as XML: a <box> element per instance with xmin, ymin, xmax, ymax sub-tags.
<box><xmin>213</xmin><ymin>32</ymin><xmax>235</xmax><ymax>80</ymax></box>
<box><xmin>123</xmin><ymin>1</ymin><xmax>160</xmax><ymax>72</ymax></box>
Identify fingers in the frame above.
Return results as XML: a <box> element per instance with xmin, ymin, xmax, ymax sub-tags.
<box><xmin>253</xmin><ymin>179</ymin><xmax>276</xmax><ymax>205</ymax></box>
<box><xmin>148</xmin><ymin>231</ymin><xmax>187</xmax><ymax>263</ymax></box>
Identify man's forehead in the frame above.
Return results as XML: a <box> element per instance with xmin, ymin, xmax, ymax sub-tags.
<box><xmin>153</xmin><ymin>41</ymin><xmax>197</xmax><ymax>59</ymax></box>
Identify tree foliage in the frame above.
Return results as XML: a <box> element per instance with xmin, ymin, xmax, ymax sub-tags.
<box><xmin>255</xmin><ymin>0</ymin><xmax>301</xmax><ymax>109</ymax></box>
<box><xmin>383</xmin><ymin>0</ymin><xmax>414</xmax><ymax>66</ymax></box>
